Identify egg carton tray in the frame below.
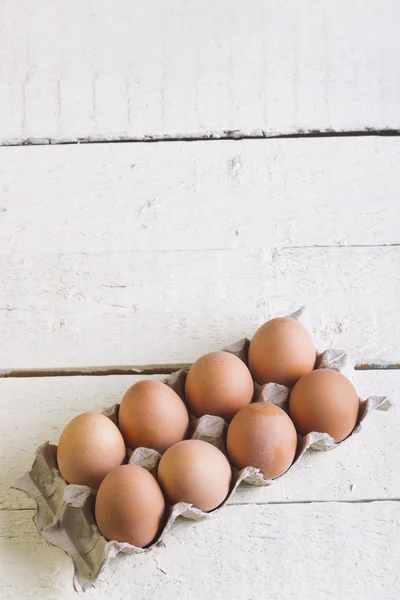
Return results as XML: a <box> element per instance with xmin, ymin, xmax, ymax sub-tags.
<box><xmin>12</xmin><ymin>307</ymin><xmax>391</xmax><ymax>591</ymax></box>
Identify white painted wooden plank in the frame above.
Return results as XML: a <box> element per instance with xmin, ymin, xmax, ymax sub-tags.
<box><xmin>1</xmin><ymin>245</ymin><xmax>399</xmax><ymax>368</ymax></box>
<box><xmin>0</xmin><ymin>138</ymin><xmax>399</xmax><ymax>367</ymax></box>
<box><xmin>1</xmin><ymin>1</ymin><xmax>400</xmax><ymax>142</ymax></box>
<box><xmin>1</xmin><ymin>502</ymin><xmax>399</xmax><ymax>599</ymax></box>
<box><xmin>2</xmin><ymin>371</ymin><xmax>399</xmax><ymax>510</ymax></box>
<box><xmin>1</xmin><ymin>138</ymin><xmax>399</xmax><ymax>254</ymax></box>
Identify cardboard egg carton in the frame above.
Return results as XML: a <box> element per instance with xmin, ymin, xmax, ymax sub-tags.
<box><xmin>12</xmin><ymin>307</ymin><xmax>391</xmax><ymax>591</ymax></box>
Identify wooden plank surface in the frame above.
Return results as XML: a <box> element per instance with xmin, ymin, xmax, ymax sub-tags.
<box><xmin>1</xmin><ymin>138</ymin><xmax>399</xmax><ymax>368</ymax></box>
<box><xmin>1</xmin><ymin>1</ymin><xmax>400</xmax><ymax>143</ymax></box>
<box><xmin>2</xmin><ymin>371</ymin><xmax>398</xmax><ymax>511</ymax></box>
<box><xmin>2</xmin><ymin>245</ymin><xmax>399</xmax><ymax>368</ymax></box>
<box><xmin>1</xmin><ymin>138</ymin><xmax>399</xmax><ymax>253</ymax></box>
<box><xmin>1</xmin><ymin>502</ymin><xmax>399</xmax><ymax>599</ymax></box>
<box><xmin>1</xmin><ymin>2</ymin><xmax>399</xmax><ymax>598</ymax></box>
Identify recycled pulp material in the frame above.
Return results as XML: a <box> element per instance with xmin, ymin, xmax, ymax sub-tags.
<box><xmin>12</xmin><ymin>307</ymin><xmax>391</xmax><ymax>591</ymax></box>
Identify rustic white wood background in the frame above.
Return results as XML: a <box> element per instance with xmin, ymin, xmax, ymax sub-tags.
<box><xmin>1</xmin><ymin>1</ymin><xmax>399</xmax><ymax>599</ymax></box>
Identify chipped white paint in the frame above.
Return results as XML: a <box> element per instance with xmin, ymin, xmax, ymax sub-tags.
<box><xmin>2</xmin><ymin>371</ymin><xmax>399</xmax><ymax>511</ymax></box>
<box><xmin>1</xmin><ymin>2</ymin><xmax>399</xmax><ymax>594</ymax></box>
<box><xmin>0</xmin><ymin>1</ymin><xmax>400</xmax><ymax>143</ymax></box>
<box><xmin>1</xmin><ymin>503</ymin><xmax>399</xmax><ymax>599</ymax></box>
<box><xmin>1</xmin><ymin>138</ymin><xmax>399</xmax><ymax>254</ymax></box>
<box><xmin>1</xmin><ymin>139</ymin><xmax>400</xmax><ymax>368</ymax></box>
<box><xmin>1</xmin><ymin>245</ymin><xmax>399</xmax><ymax>368</ymax></box>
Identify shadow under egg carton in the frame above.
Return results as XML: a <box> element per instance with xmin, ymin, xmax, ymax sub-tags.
<box><xmin>12</xmin><ymin>308</ymin><xmax>391</xmax><ymax>591</ymax></box>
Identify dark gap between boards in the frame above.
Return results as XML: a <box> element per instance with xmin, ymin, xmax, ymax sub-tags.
<box><xmin>0</xmin><ymin>362</ymin><xmax>399</xmax><ymax>378</ymax></box>
<box><xmin>1</xmin><ymin>128</ymin><xmax>400</xmax><ymax>148</ymax></box>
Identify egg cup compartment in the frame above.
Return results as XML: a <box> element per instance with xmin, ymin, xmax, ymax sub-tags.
<box><xmin>12</xmin><ymin>307</ymin><xmax>391</xmax><ymax>591</ymax></box>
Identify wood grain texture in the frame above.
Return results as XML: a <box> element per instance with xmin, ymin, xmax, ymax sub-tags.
<box><xmin>2</xmin><ymin>245</ymin><xmax>399</xmax><ymax>368</ymax></box>
<box><xmin>1</xmin><ymin>1</ymin><xmax>400</xmax><ymax>142</ymax></box>
<box><xmin>1</xmin><ymin>3</ymin><xmax>399</xmax><ymax>597</ymax></box>
<box><xmin>1</xmin><ymin>502</ymin><xmax>399</xmax><ymax>599</ymax></box>
<box><xmin>1</xmin><ymin>138</ymin><xmax>399</xmax><ymax>254</ymax></box>
<box><xmin>1</xmin><ymin>139</ymin><xmax>399</xmax><ymax>368</ymax></box>
<box><xmin>2</xmin><ymin>371</ymin><xmax>398</xmax><ymax>510</ymax></box>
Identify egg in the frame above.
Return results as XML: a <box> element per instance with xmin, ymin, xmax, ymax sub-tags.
<box><xmin>57</xmin><ymin>412</ymin><xmax>126</xmax><ymax>489</ymax></box>
<box><xmin>227</xmin><ymin>402</ymin><xmax>297</xmax><ymax>479</ymax></box>
<box><xmin>119</xmin><ymin>380</ymin><xmax>189</xmax><ymax>453</ymax></box>
<box><xmin>158</xmin><ymin>439</ymin><xmax>232</xmax><ymax>512</ymax></box>
<box><xmin>248</xmin><ymin>317</ymin><xmax>316</xmax><ymax>387</ymax></box>
<box><xmin>95</xmin><ymin>464</ymin><xmax>166</xmax><ymax>547</ymax></box>
<box><xmin>185</xmin><ymin>351</ymin><xmax>254</xmax><ymax>422</ymax></box>
<box><xmin>289</xmin><ymin>368</ymin><xmax>359</xmax><ymax>443</ymax></box>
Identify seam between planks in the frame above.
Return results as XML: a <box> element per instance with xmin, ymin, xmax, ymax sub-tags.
<box><xmin>2</xmin><ymin>245</ymin><xmax>400</xmax><ymax>257</ymax></box>
<box><xmin>1</xmin><ymin>129</ymin><xmax>400</xmax><ymax>147</ymax></box>
<box><xmin>1</xmin><ymin>499</ymin><xmax>400</xmax><ymax>513</ymax></box>
<box><xmin>0</xmin><ymin>362</ymin><xmax>399</xmax><ymax>378</ymax></box>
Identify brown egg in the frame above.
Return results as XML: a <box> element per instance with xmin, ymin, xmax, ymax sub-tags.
<box><xmin>95</xmin><ymin>464</ymin><xmax>165</xmax><ymax>547</ymax></box>
<box><xmin>248</xmin><ymin>317</ymin><xmax>316</xmax><ymax>387</ymax></box>
<box><xmin>57</xmin><ymin>412</ymin><xmax>126</xmax><ymax>489</ymax></box>
<box><xmin>227</xmin><ymin>402</ymin><xmax>297</xmax><ymax>479</ymax></box>
<box><xmin>119</xmin><ymin>380</ymin><xmax>189</xmax><ymax>453</ymax></box>
<box><xmin>185</xmin><ymin>351</ymin><xmax>254</xmax><ymax>422</ymax></box>
<box><xmin>289</xmin><ymin>368</ymin><xmax>359</xmax><ymax>443</ymax></box>
<box><xmin>158</xmin><ymin>439</ymin><xmax>232</xmax><ymax>512</ymax></box>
